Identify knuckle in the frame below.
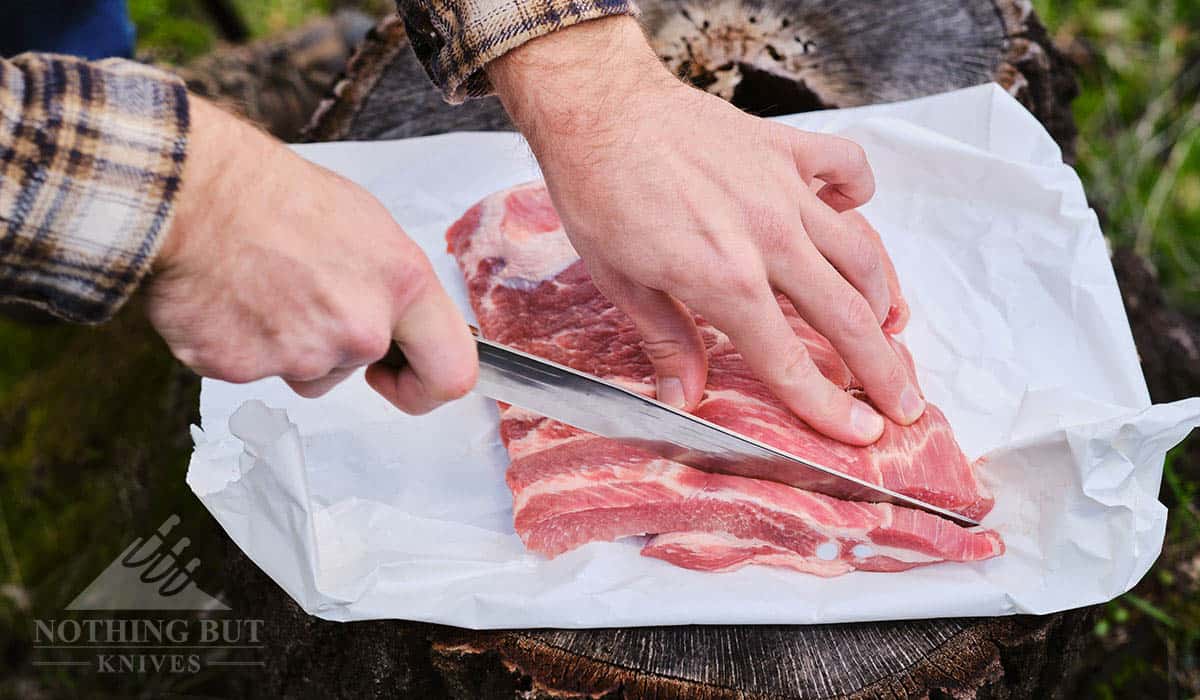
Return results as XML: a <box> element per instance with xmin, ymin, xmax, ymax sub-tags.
<box><xmin>429</xmin><ymin>365</ymin><xmax>478</xmax><ymax>402</ymax></box>
<box><xmin>215</xmin><ymin>361</ymin><xmax>260</xmax><ymax>385</ymax></box>
<box><xmin>289</xmin><ymin>380</ymin><xmax>327</xmax><ymax>399</ymax></box>
<box><xmin>881</xmin><ymin>356</ymin><xmax>910</xmax><ymax>391</ymax></box>
<box><xmin>284</xmin><ymin>355</ymin><xmax>331</xmax><ymax>382</ymax></box>
<box><xmin>715</xmin><ymin>268</ymin><xmax>763</xmax><ymax>302</ymax></box>
<box><xmin>658</xmin><ymin>264</ymin><xmax>692</xmax><ymax>293</ymax></box>
<box><xmin>849</xmin><ymin>235</ymin><xmax>883</xmax><ymax>278</ymax></box>
<box><xmin>344</xmin><ymin>323</ymin><xmax>392</xmax><ymax>364</ymax></box>
<box><xmin>849</xmin><ymin>210</ymin><xmax>882</xmax><ymax>243</ymax></box>
<box><xmin>172</xmin><ymin>345</ymin><xmax>200</xmax><ymax>371</ymax></box>
<box><xmin>835</xmin><ymin>296</ymin><xmax>879</xmax><ymax>339</ymax></box>
<box><xmin>184</xmin><ymin>340</ymin><xmax>254</xmax><ymax>383</ymax></box>
<box><xmin>800</xmin><ymin>388</ymin><xmax>843</xmax><ymax>427</ymax></box>
<box><xmin>641</xmin><ymin>337</ymin><xmax>686</xmax><ymax>362</ymax></box>
<box><xmin>772</xmin><ymin>124</ymin><xmax>807</xmax><ymax>158</ymax></box>
<box><xmin>388</xmin><ymin>248</ymin><xmax>436</xmax><ymax>312</ymax></box>
<box><xmin>775</xmin><ymin>341</ymin><xmax>818</xmax><ymax>388</ymax></box>
<box><xmin>840</xmin><ymin>142</ymin><xmax>875</xmax><ymax>200</ymax></box>
<box><xmin>766</xmin><ymin>122</ymin><xmax>792</xmax><ymax>149</ymax></box>
<box><xmin>836</xmin><ymin>137</ymin><xmax>868</xmax><ymax>169</ymax></box>
<box><xmin>755</xmin><ymin>218</ymin><xmax>794</xmax><ymax>257</ymax></box>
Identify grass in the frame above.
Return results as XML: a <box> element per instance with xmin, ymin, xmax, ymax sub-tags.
<box><xmin>0</xmin><ymin>5</ymin><xmax>333</xmax><ymax>696</ymax></box>
<box><xmin>128</xmin><ymin>0</ymin><xmax>334</xmax><ymax>62</ymax></box>
<box><xmin>1032</xmin><ymin>0</ymin><xmax>1200</xmax><ymax>695</ymax></box>
<box><xmin>1036</xmin><ymin>0</ymin><xmax>1200</xmax><ymax>313</ymax></box>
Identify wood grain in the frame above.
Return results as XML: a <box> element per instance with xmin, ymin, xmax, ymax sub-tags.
<box><xmin>305</xmin><ymin>0</ymin><xmax>1075</xmax><ymax>156</ymax></box>
<box><xmin>429</xmin><ymin>613</ymin><xmax>1098</xmax><ymax>698</ymax></box>
<box><xmin>223</xmin><ymin>542</ymin><xmax>1096</xmax><ymax>698</ymax></box>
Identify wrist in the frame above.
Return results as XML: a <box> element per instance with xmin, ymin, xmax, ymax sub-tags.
<box><xmin>486</xmin><ymin>16</ymin><xmax>681</xmax><ymax>156</ymax></box>
<box><xmin>155</xmin><ymin>97</ymin><xmax>270</xmax><ymax>272</ymax></box>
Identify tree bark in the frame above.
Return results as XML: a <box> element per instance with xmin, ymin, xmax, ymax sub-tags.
<box><xmin>177</xmin><ymin>10</ymin><xmax>376</xmax><ymax>141</ymax></box>
<box><xmin>305</xmin><ymin>1</ymin><xmax>1077</xmax><ymax>157</ymax></box>
<box><xmin>1110</xmin><ymin>247</ymin><xmax>1200</xmax><ymax>405</ymax></box>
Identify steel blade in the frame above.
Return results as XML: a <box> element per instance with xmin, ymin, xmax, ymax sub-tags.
<box><xmin>473</xmin><ymin>336</ymin><xmax>981</xmax><ymax>528</ymax></box>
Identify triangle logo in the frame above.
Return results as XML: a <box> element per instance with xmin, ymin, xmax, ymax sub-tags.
<box><xmin>67</xmin><ymin>515</ymin><xmax>230</xmax><ymax>611</ymax></box>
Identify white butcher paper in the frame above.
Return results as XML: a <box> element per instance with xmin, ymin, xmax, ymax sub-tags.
<box><xmin>187</xmin><ymin>83</ymin><xmax>1200</xmax><ymax>628</ymax></box>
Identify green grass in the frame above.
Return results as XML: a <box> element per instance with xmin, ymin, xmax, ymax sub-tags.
<box><xmin>1036</xmin><ymin>0</ymin><xmax>1200</xmax><ymax>313</ymax></box>
<box><xmin>0</xmin><ymin>313</ymin><xmax>234</xmax><ymax>696</ymax></box>
<box><xmin>1032</xmin><ymin>0</ymin><xmax>1200</xmax><ymax>695</ymax></box>
<box><xmin>128</xmin><ymin>0</ymin><xmax>333</xmax><ymax>62</ymax></box>
<box><xmin>128</xmin><ymin>0</ymin><xmax>219</xmax><ymax>62</ymax></box>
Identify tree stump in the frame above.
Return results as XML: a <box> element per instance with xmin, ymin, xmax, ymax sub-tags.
<box><xmin>176</xmin><ymin>9</ymin><xmax>377</xmax><ymax>141</ymax></box>
<box><xmin>228</xmin><ymin>2</ymin><xmax>1116</xmax><ymax>697</ymax></box>
<box><xmin>305</xmin><ymin>1</ymin><xmax>1077</xmax><ymax>156</ymax></box>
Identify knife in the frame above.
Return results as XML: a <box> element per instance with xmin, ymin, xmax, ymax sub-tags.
<box><xmin>381</xmin><ymin>330</ymin><xmax>981</xmax><ymax>528</ymax></box>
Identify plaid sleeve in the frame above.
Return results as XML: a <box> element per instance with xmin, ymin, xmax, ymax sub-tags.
<box><xmin>398</xmin><ymin>0</ymin><xmax>639</xmax><ymax>103</ymax></box>
<box><xmin>0</xmin><ymin>54</ymin><xmax>188</xmax><ymax>323</ymax></box>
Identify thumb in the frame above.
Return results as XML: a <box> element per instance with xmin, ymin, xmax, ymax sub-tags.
<box><xmin>592</xmin><ymin>270</ymin><xmax>708</xmax><ymax>410</ymax></box>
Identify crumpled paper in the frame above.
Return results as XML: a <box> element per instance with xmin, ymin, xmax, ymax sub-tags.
<box><xmin>187</xmin><ymin>83</ymin><xmax>1200</xmax><ymax>628</ymax></box>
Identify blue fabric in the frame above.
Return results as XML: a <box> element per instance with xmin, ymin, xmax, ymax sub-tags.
<box><xmin>0</xmin><ymin>0</ymin><xmax>136</xmax><ymax>59</ymax></box>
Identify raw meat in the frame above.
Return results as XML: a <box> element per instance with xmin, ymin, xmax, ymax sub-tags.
<box><xmin>447</xmin><ymin>182</ymin><xmax>1002</xmax><ymax>574</ymax></box>
<box><xmin>509</xmin><ymin>433</ymin><xmax>1003</xmax><ymax>575</ymax></box>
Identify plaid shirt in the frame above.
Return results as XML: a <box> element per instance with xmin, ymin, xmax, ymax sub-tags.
<box><xmin>398</xmin><ymin>0</ymin><xmax>639</xmax><ymax>102</ymax></box>
<box><xmin>0</xmin><ymin>53</ymin><xmax>187</xmax><ymax>323</ymax></box>
<box><xmin>0</xmin><ymin>5</ymin><xmax>635</xmax><ymax>322</ymax></box>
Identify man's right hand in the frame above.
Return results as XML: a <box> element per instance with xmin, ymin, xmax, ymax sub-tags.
<box><xmin>146</xmin><ymin>97</ymin><xmax>478</xmax><ymax>413</ymax></box>
<box><xmin>488</xmin><ymin>17</ymin><xmax>923</xmax><ymax>445</ymax></box>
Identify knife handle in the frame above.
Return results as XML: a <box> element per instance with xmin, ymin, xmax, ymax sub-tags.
<box><xmin>379</xmin><ymin>343</ymin><xmax>409</xmax><ymax>371</ymax></box>
<box><xmin>376</xmin><ymin>324</ymin><xmax>481</xmax><ymax>371</ymax></box>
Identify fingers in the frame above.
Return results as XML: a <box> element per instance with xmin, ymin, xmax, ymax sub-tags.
<box><xmin>771</xmin><ymin>232</ymin><xmax>925</xmax><ymax>427</ymax></box>
<box><xmin>800</xmin><ymin>196</ymin><xmax>892</xmax><ymax>325</ymax></box>
<box><xmin>848</xmin><ymin>210</ymin><xmax>910</xmax><ymax>334</ymax></box>
<box><xmin>887</xmin><ymin>334</ymin><xmax>922</xmax><ymax>395</ymax></box>
<box><xmin>694</xmin><ymin>282</ymin><xmax>886</xmax><ymax>445</ymax></box>
<box><xmin>803</xmin><ymin>176</ymin><xmax>907</xmax><ymax>331</ymax></box>
<box><xmin>785</xmin><ymin>129</ymin><xmax>875</xmax><ymax>211</ymax></box>
<box><xmin>592</xmin><ymin>269</ymin><xmax>708</xmax><ymax>409</ymax></box>
<box><xmin>286</xmin><ymin>366</ymin><xmax>358</xmax><ymax>399</ymax></box>
<box><xmin>839</xmin><ymin>209</ymin><xmax>909</xmax><ymax>334</ymax></box>
<box><xmin>366</xmin><ymin>273</ymin><xmax>478</xmax><ymax>414</ymax></box>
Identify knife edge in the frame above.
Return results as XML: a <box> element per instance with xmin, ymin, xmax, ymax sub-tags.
<box><xmin>472</xmin><ymin>335</ymin><xmax>982</xmax><ymax>529</ymax></box>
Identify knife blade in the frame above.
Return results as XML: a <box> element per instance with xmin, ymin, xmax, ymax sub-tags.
<box><xmin>381</xmin><ymin>331</ymin><xmax>981</xmax><ymax>528</ymax></box>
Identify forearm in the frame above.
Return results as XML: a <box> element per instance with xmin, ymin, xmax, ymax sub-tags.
<box><xmin>0</xmin><ymin>53</ymin><xmax>189</xmax><ymax>323</ymax></box>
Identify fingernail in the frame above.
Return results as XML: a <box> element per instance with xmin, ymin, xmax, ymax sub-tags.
<box><xmin>900</xmin><ymin>384</ymin><xmax>926</xmax><ymax>423</ymax></box>
<box><xmin>851</xmin><ymin>402</ymin><xmax>885</xmax><ymax>440</ymax></box>
<box><xmin>657</xmin><ymin>377</ymin><xmax>686</xmax><ymax>409</ymax></box>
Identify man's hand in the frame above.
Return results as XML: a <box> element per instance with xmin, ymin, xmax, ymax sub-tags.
<box><xmin>147</xmin><ymin>97</ymin><xmax>477</xmax><ymax>413</ymax></box>
<box><xmin>488</xmin><ymin>17</ymin><xmax>923</xmax><ymax>445</ymax></box>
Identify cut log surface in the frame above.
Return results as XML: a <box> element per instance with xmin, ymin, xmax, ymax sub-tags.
<box><xmin>305</xmin><ymin>0</ymin><xmax>1076</xmax><ymax>156</ymax></box>
<box><xmin>238</xmin><ymin>2</ymin><xmax>1106</xmax><ymax>698</ymax></box>
<box><xmin>226</xmin><ymin>544</ymin><xmax>1096</xmax><ymax>699</ymax></box>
